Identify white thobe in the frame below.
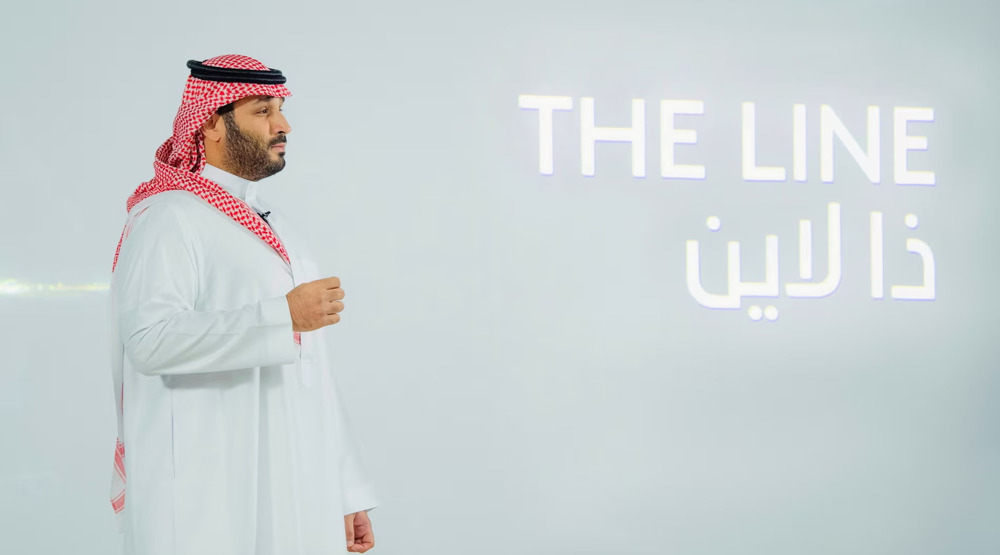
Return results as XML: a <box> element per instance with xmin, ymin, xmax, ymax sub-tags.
<box><xmin>108</xmin><ymin>164</ymin><xmax>378</xmax><ymax>555</ymax></box>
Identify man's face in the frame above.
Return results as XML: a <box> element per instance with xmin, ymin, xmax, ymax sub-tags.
<box><xmin>220</xmin><ymin>95</ymin><xmax>290</xmax><ymax>181</ymax></box>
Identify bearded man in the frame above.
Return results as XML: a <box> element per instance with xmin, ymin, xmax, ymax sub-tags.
<box><xmin>106</xmin><ymin>55</ymin><xmax>378</xmax><ymax>555</ymax></box>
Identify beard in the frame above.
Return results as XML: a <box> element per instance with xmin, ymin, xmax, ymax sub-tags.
<box><xmin>221</xmin><ymin>114</ymin><xmax>286</xmax><ymax>181</ymax></box>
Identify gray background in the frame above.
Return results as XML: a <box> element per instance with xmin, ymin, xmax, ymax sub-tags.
<box><xmin>1</xmin><ymin>0</ymin><xmax>998</xmax><ymax>553</ymax></box>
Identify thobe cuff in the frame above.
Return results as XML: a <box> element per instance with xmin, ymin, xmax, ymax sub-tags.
<box><xmin>260</xmin><ymin>295</ymin><xmax>298</xmax><ymax>364</ymax></box>
<box><xmin>342</xmin><ymin>483</ymin><xmax>379</xmax><ymax>515</ymax></box>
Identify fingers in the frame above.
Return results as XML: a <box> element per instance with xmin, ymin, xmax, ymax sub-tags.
<box><xmin>322</xmin><ymin>288</ymin><xmax>345</xmax><ymax>302</ymax></box>
<box><xmin>348</xmin><ymin>535</ymin><xmax>373</xmax><ymax>552</ymax></box>
<box><xmin>345</xmin><ymin>511</ymin><xmax>375</xmax><ymax>552</ymax></box>
<box><xmin>344</xmin><ymin>513</ymin><xmax>355</xmax><ymax>548</ymax></box>
<box><xmin>348</xmin><ymin>512</ymin><xmax>374</xmax><ymax>553</ymax></box>
<box><xmin>351</xmin><ymin>530</ymin><xmax>373</xmax><ymax>552</ymax></box>
<box><xmin>289</xmin><ymin>276</ymin><xmax>346</xmax><ymax>332</ymax></box>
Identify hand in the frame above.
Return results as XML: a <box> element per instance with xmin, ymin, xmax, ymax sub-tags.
<box><xmin>345</xmin><ymin>510</ymin><xmax>374</xmax><ymax>552</ymax></box>
<box><xmin>285</xmin><ymin>276</ymin><xmax>345</xmax><ymax>332</ymax></box>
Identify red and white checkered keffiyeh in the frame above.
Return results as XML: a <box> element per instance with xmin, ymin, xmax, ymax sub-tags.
<box><xmin>108</xmin><ymin>54</ymin><xmax>297</xmax><ymax>521</ymax></box>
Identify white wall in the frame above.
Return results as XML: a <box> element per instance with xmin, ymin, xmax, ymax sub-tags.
<box><xmin>1</xmin><ymin>1</ymin><xmax>998</xmax><ymax>553</ymax></box>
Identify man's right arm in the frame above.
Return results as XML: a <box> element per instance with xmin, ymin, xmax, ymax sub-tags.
<box><xmin>114</xmin><ymin>204</ymin><xmax>298</xmax><ymax>376</ymax></box>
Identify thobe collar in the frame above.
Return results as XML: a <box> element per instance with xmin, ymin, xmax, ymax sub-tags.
<box><xmin>201</xmin><ymin>163</ymin><xmax>265</xmax><ymax>213</ymax></box>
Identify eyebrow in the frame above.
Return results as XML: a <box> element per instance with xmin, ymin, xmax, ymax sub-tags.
<box><xmin>252</xmin><ymin>96</ymin><xmax>285</xmax><ymax>105</ymax></box>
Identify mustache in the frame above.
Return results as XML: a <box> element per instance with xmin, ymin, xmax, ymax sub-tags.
<box><xmin>269</xmin><ymin>136</ymin><xmax>287</xmax><ymax>147</ymax></box>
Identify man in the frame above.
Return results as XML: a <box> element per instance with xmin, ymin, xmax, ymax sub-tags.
<box><xmin>106</xmin><ymin>55</ymin><xmax>378</xmax><ymax>555</ymax></box>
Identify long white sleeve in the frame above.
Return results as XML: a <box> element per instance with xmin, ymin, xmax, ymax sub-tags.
<box><xmin>114</xmin><ymin>202</ymin><xmax>299</xmax><ymax>376</ymax></box>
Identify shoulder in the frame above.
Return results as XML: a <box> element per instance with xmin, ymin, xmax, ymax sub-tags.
<box><xmin>123</xmin><ymin>191</ymin><xmax>208</xmax><ymax>244</ymax></box>
<box><xmin>114</xmin><ymin>192</ymin><xmax>205</xmax><ymax>276</ymax></box>
<box><xmin>130</xmin><ymin>190</ymin><xmax>205</xmax><ymax>218</ymax></box>
<box><xmin>127</xmin><ymin>190</ymin><xmax>223</xmax><ymax>230</ymax></box>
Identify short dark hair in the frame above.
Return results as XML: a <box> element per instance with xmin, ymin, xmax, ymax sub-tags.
<box><xmin>217</xmin><ymin>102</ymin><xmax>236</xmax><ymax>116</ymax></box>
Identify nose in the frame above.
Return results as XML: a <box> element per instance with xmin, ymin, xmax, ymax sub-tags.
<box><xmin>272</xmin><ymin>111</ymin><xmax>291</xmax><ymax>136</ymax></box>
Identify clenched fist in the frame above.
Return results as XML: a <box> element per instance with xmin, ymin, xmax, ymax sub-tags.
<box><xmin>345</xmin><ymin>510</ymin><xmax>374</xmax><ymax>552</ymax></box>
<box><xmin>285</xmin><ymin>276</ymin><xmax>345</xmax><ymax>332</ymax></box>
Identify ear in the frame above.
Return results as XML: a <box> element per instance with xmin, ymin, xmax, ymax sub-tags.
<box><xmin>201</xmin><ymin>113</ymin><xmax>225</xmax><ymax>143</ymax></box>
